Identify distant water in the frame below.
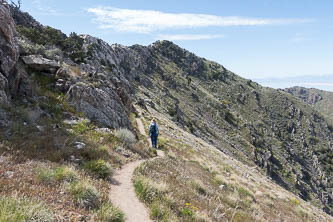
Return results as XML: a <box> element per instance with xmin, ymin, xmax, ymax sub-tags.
<box><xmin>253</xmin><ymin>74</ymin><xmax>333</xmax><ymax>92</ymax></box>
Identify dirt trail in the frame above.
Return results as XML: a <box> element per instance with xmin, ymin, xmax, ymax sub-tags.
<box><xmin>109</xmin><ymin>160</ymin><xmax>152</xmax><ymax>222</ymax></box>
<box><xmin>109</xmin><ymin>117</ymin><xmax>164</xmax><ymax>222</ymax></box>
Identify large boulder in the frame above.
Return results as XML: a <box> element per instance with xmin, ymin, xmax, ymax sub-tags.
<box><xmin>66</xmin><ymin>82</ymin><xmax>132</xmax><ymax>129</ymax></box>
<box><xmin>0</xmin><ymin>4</ymin><xmax>19</xmax><ymax>76</ymax></box>
<box><xmin>22</xmin><ymin>55</ymin><xmax>60</xmax><ymax>73</ymax></box>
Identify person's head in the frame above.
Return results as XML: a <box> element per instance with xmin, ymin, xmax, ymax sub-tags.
<box><xmin>152</xmin><ymin>118</ymin><xmax>156</xmax><ymax>123</ymax></box>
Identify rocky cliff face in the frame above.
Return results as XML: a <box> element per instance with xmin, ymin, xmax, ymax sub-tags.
<box><xmin>1</xmin><ymin>3</ymin><xmax>332</xmax><ymax>216</ymax></box>
<box><xmin>0</xmin><ymin>3</ymin><xmax>19</xmax><ymax>104</ymax></box>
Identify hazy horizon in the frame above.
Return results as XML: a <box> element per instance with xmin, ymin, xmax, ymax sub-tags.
<box><xmin>254</xmin><ymin>74</ymin><xmax>333</xmax><ymax>92</ymax></box>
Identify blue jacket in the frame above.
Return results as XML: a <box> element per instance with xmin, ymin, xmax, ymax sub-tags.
<box><xmin>149</xmin><ymin>122</ymin><xmax>159</xmax><ymax>137</ymax></box>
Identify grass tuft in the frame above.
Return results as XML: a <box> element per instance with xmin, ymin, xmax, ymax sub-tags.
<box><xmin>150</xmin><ymin>201</ymin><xmax>170</xmax><ymax>221</ymax></box>
<box><xmin>96</xmin><ymin>203</ymin><xmax>125</xmax><ymax>222</ymax></box>
<box><xmin>54</xmin><ymin>166</ymin><xmax>79</xmax><ymax>182</ymax></box>
<box><xmin>83</xmin><ymin>159</ymin><xmax>113</xmax><ymax>179</ymax></box>
<box><xmin>69</xmin><ymin>181</ymin><xmax>100</xmax><ymax>209</ymax></box>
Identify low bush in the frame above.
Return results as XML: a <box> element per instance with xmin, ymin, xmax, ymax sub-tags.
<box><xmin>69</xmin><ymin>181</ymin><xmax>100</xmax><ymax>209</ymax></box>
<box><xmin>96</xmin><ymin>203</ymin><xmax>125</xmax><ymax>222</ymax></box>
<box><xmin>115</xmin><ymin>128</ymin><xmax>136</xmax><ymax>146</ymax></box>
<box><xmin>0</xmin><ymin>196</ymin><xmax>55</xmax><ymax>222</ymax></box>
<box><xmin>83</xmin><ymin>159</ymin><xmax>113</xmax><ymax>179</ymax></box>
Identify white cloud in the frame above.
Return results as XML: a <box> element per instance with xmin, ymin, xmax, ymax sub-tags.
<box><xmin>156</xmin><ymin>34</ymin><xmax>224</xmax><ymax>41</ymax></box>
<box><xmin>87</xmin><ymin>7</ymin><xmax>312</xmax><ymax>33</ymax></box>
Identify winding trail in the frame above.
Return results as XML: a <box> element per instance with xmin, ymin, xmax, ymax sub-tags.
<box><xmin>109</xmin><ymin>117</ymin><xmax>164</xmax><ymax>222</ymax></box>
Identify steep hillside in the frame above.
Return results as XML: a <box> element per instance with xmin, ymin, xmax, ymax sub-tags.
<box><xmin>285</xmin><ymin>86</ymin><xmax>333</xmax><ymax>125</ymax></box>
<box><xmin>128</xmin><ymin>41</ymin><xmax>333</xmax><ymax>215</ymax></box>
<box><xmin>0</xmin><ymin>2</ymin><xmax>332</xmax><ymax>220</ymax></box>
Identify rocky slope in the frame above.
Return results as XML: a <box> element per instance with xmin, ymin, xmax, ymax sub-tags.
<box><xmin>285</xmin><ymin>86</ymin><xmax>333</xmax><ymax>125</ymax></box>
<box><xmin>129</xmin><ymin>41</ymin><xmax>333</xmax><ymax>215</ymax></box>
<box><xmin>0</xmin><ymin>2</ymin><xmax>332</xmax><ymax>219</ymax></box>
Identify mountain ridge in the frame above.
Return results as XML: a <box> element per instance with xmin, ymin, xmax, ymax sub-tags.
<box><xmin>0</xmin><ymin>2</ymin><xmax>332</xmax><ymax>220</ymax></box>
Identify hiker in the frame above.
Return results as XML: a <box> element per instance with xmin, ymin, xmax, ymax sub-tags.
<box><xmin>149</xmin><ymin>118</ymin><xmax>159</xmax><ymax>148</ymax></box>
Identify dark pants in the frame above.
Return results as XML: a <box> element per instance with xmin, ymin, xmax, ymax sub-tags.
<box><xmin>151</xmin><ymin>134</ymin><xmax>158</xmax><ymax>148</ymax></box>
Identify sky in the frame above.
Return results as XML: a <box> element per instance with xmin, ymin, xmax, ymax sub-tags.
<box><xmin>20</xmin><ymin>0</ymin><xmax>333</xmax><ymax>91</ymax></box>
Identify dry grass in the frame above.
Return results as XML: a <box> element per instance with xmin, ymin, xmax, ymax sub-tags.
<box><xmin>0</xmin><ymin>195</ymin><xmax>55</xmax><ymax>222</ymax></box>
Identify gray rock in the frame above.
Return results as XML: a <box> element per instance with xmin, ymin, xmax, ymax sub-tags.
<box><xmin>66</xmin><ymin>82</ymin><xmax>132</xmax><ymax>129</ymax></box>
<box><xmin>36</xmin><ymin>125</ymin><xmax>44</xmax><ymax>131</ymax></box>
<box><xmin>22</xmin><ymin>55</ymin><xmax>60</xmax><ymax>72</ymax></box>
<box><xmin>56</xmin><ymin>66</ymin><xmax>79</xmax><ymax>80</ymax></box>
<box><xmin>8</xmin><ymin>60</ymin><xmax>34</xmax><ymax>98</ymax></box>
<box><xmin>74</xmin><ymin>141</ymin><xmax>86</xmax><ymax>150</ymax></box>
<box><xmin>0</xmin><ymin>4</ymin><xmax>19</xmax><ymax>76</ymax></box>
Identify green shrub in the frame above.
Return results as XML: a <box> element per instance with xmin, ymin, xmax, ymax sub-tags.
<box><xmin>181</xmin><ymin>207</ymin><xmax>194</xmax><ymax>218</ymax></box>
<box><xmin>0</xmin><ymin>196</ymin><xmax>55</xmax><ymax>222</ymax></box>
<box><xmin>17</xmin><ymin>25</ymin><xmax>65</xmax><ymax>47</ymax></box>
<box><xmin>69</xmin><ymin>181</ymin><xmax>100</xmax><ymax>209</ymax></box>
<box><xmin>83</xmin><ymin>159</ymin><xmax>113</xmax><ymax>179</ymax></box>
<box><xmin>96</xmin><ymin>203</ymin><xmax>125</xmax><ymax>222</ymax></box>
<box><xmin>72</xmin><ymin>119</ymin><xmax>92</xmax><ymax>135</ymax></box>
<box><xmin>115</xmin><ymin>128</ymin><xmax>136</xmax><ymax>145</ymax></box>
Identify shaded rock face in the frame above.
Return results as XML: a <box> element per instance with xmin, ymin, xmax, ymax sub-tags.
<box><xmin>0</xmin><ymin>4</ymin><xmax>19</xmax><ymax>76</ymax></box>
<box><xmin>0</xmin><ymin>4</ymin><xmax>20</xmax><ymax>104</ymax></box>
<box><xmin>66</xmin><ymin>83</ymin><xmax>132</xmax><ymax>129</ymax></box>
<box><xmin>0</xmin><ymin>72</ymin><xmax>8</xmax><ymax>104</ymax></box>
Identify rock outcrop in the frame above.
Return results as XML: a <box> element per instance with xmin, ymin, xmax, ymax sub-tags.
<box><xmin>66</xmin><ymin>82</ymin><xmax>132</xmax><ymax>129</ymax></box>
<box><xmin>22</xmin><ymin>55</ymin><xmax>60</xmax><ymax>72</ymax></box>
<box><xmin>0</xmin><ymin>3</ymin><xmax>19</xmax><ymax>104</ymax></box>
<box><xmin>0</xmin><ymin>4</ymin><xmax>19</xmax><ymax>76</ymax></box>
